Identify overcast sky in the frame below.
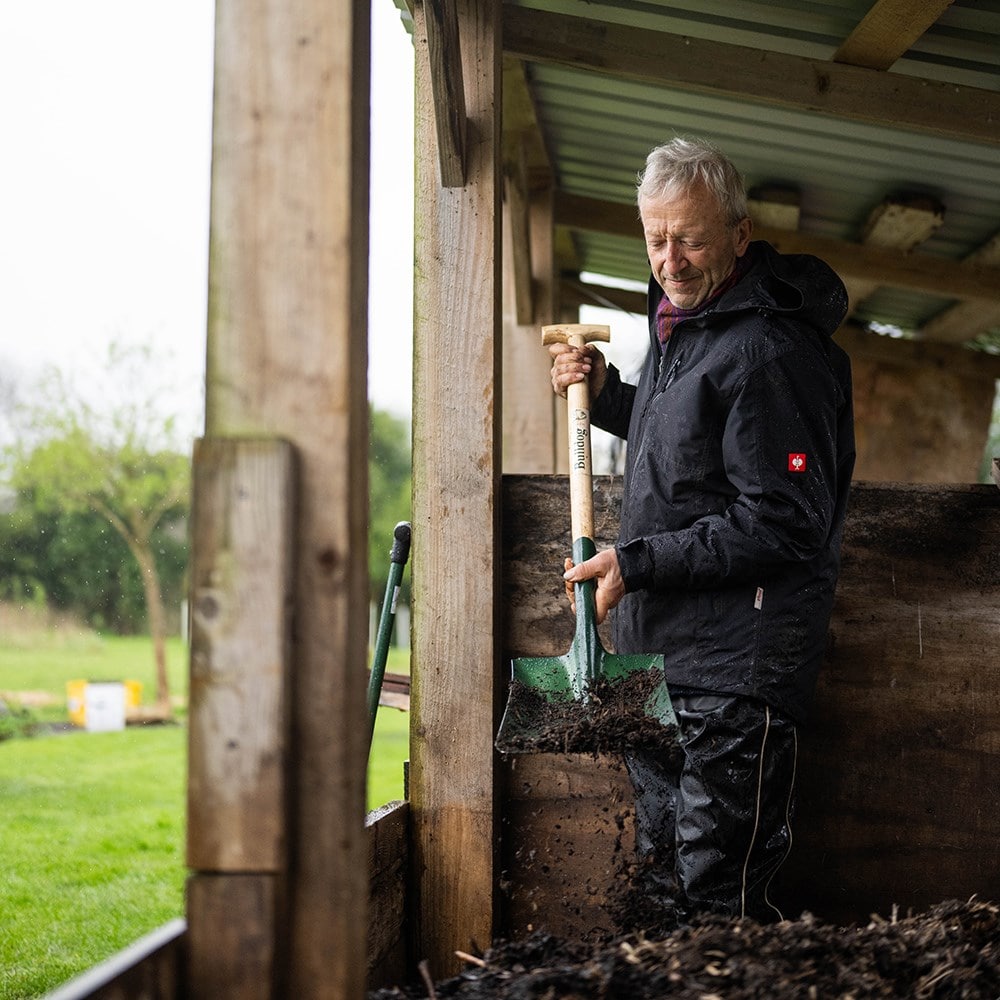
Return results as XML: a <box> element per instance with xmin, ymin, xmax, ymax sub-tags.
<box><xmin>0</xmin><ymin>1</ymin><xmax>416</xmax><ymax>436</ymax></box>
<box><xmin>0</xmin><ymin>1</ymin><xmax>651</xmax><ymax>453</ymax></box>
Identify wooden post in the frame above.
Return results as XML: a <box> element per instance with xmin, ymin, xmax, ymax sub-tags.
<box><xmin>411</xmin><ymin>0</ymin><xmax>501</xmax><ymax>978</ymax></box>
<box><xmin>188</xmin><ymin>439</ymin><xmax>294</xmax><ymax>875</ymax></box>
<box><xmin>191</xmin><ymin>0</ymin><xmax>371</xmax><ymax>996</ymax></box>
<box><xmin>186</xmin><ymin>439</ymin><xmax>294</xmax><ymax>999</ymax></box>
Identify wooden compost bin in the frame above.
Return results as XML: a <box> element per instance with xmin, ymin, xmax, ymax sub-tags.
<box><xmin>498</xmin><ymin>475</ymin><xmax>1000</xmax><ymax>940</ymax></box>
<box><xmin>47</xmin><ymin>476</ymin><xmax>1000</xmax><ymax>998</ymax></box>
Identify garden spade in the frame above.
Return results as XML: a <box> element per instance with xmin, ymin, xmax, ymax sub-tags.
<box><xmin>495</xmin><ymin>324</ymin><xmax>676</xmax><ymax>754</ymax></box>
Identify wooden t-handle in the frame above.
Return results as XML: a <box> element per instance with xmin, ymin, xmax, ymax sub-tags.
<box><xmin>541</xmin><ymin>324</ymin><xmax>611</xmax><ymax>544</ymax></box>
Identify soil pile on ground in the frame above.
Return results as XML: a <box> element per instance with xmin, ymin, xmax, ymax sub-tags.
<box><xmin>371</xmin><ymin>898</ymin><xmax>1000</xmax><ymax>999</ymax></box>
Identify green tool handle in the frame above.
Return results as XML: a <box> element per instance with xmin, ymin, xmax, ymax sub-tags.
<box><xmin>366</xmin><ymin>521</ymin><xmax>411</xmax><ymax>754</ymax></box>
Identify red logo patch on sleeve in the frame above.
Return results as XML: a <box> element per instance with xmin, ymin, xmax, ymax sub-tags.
<box><xmin>788</xmin><ymin>453</ymin><xmax>807</xmax><ymax>473</ymax></box>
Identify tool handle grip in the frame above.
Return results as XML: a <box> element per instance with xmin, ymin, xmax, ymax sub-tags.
<box><xmin>541</xmin><ymin>324</ymin><xmax>610</xmax><ymax>547</ymax></box>
<box><xmin>390</xmin><ymin>521</ymin><xmax>412</xmax><ymax>565</ymax></box>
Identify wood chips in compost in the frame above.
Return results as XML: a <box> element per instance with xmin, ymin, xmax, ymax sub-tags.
<box><xmin>371</xmin><ymin>898</ymin><xmax>1000</xmax><ymax>999</ymax></box>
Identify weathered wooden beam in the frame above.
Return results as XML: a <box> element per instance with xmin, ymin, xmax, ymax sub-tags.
<box><xmin>205</xmin><ymin>0</ymin><xmax>371</xmax><ymax>994</ymax></box>
<box><xmin>188</xmin><ymin>877</ymin><xmax>277</xmax><ymax>1000</ymax></box>
<box><xmin>503</xmin><ymin>184</ymin><xmax>559</xmax><ymax>473</ymax></box>
<box><xmin>188</xmin><ymin>438</ymin><xmax>294</xmax><ymax>874</ymax></box>
<box><xmin>846</xmin><ymin>347</ymin><xmax>996</xmax><ymax>484</ymax></box>
<box><xmin>557</xmin><ymin>277</ymin><xmax>1000</xmax><ymax>381</ymax></box>
<box><xmin>412</xmin><ymin>0</ymin><xmax>500</xmax><ymax>978</ymax></box>
<box><xmin>747</xmin><ymin>184</ymin><xmax>801</xmax><ymax>232</ymax></box>
<box><xmin>919</xmin><ymin>230</ymin><xmax>1000</xmax><ymax>344</ymax></box>
<box><xmin>503</xmin><ymin>6</ymin><xmax>1000</xmax><ymax>146</ymax></box>
<box><xmin>836</xmin><ymin>323</ymin><xmax>1000</xmax><ymax>381</ymax></box>
<box><xmin>833</xmin><ymin>0</ymin><xmax>955</xmax><ymax>70</ymax></box>
<box><xmin>553</xmin><ymin>191</ymin><xmax>1000</xmax><ymax>302</ymax></box>
<box><xmin>504</xmin><ymin>147</ymin><xmax>533</xmax><ymax>327</ymax></box>
<box><xmin>843</xmin><ymin>193</ymin><xmax>945</xmax><ymax>312</ymax></box>
<box><xmin>502</xmin><ymin>55</ymin><xmax>551</xmax><ymax>189</ymax></box>
<box><xmin>557</xmin><ymin>288</ymin><xmax>1000</xmax><ymax>382</ymax></box>
<box><xmin>554</xmin><ymin>227</ymin><xmax>581</xmax><ymax>274</ymax></box>
<box><xmin>422</xmin><ymin>0</ymin><xmax>467</xmax><ymax>186</ymax></box>
<box><xmin>560</xmin><ymin>276</ymin><xmax>645</xmax><ymax>316</ymax></box>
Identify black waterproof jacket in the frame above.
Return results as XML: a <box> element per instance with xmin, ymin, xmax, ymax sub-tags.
<box><xmin>591</xmin><ymin>241</ymin><xmax>855</xmax><ymax>723</ymax></box>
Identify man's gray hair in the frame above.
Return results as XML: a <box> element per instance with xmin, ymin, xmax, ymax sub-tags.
<box><xmin>637</xmin><ymin>137</ymin><xmax>748</xmax><ymax>225</ymax></box>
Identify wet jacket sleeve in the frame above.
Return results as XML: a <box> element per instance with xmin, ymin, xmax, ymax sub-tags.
<box><xmin>589</xmin><ymin>364</ymin><xmax>636</xmax><ymax>440</ymax></box>
<box><xmin>616</xmin><ymin>342</ymin><xmax>846</xmax><ymax>591</ymax></box>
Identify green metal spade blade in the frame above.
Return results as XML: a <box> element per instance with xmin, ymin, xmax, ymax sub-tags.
<box><xmin>496</xmin><ymin>537</ymin><xmax>677</xmax><ymax>754</ymax></box>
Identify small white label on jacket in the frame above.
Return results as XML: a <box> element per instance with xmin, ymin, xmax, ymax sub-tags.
<box><xmin>754</xmin><ymin>586</ymin><xmax>764</xmax><ymax>610</ymax></box>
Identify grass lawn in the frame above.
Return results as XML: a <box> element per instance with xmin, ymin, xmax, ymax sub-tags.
<box><xmin>1</xmin><ymin>624</ymin><xmax>410</xmax><ymax>998</ymax></box>
<box><xmin>1</xmin><ymin>727</ymin><xmax>187</xmax><ymax>1000</ymax></box>
<box><xmin>368</xmin><ymin>701</ymin><xmax>409</xmax><ymax>806</ymax></box>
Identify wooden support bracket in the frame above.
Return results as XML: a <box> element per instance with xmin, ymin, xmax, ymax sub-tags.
<box><xmin>422</xmin><ymin>0</ymin><xmax>468</xmax><ymax>186</ymax></box>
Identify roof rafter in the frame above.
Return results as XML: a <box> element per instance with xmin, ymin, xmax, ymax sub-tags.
<box><xmin>503</xmin><ymin>6</ymin><xmax>1000</xmax><ymax>146</ymax></box>
<box><xmin>842</xmin><ymin>194</ymin><xmax>945</xmax><ymax>313</ymax></box>
<box><xmin>834</xmin><ymin>0</ymin><xmax>956</xmax><ymax>70</ymax></box>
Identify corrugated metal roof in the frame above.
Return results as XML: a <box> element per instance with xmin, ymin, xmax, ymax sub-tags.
<box><xmin>388</xmin><ymin>0</ymin><xmax>1000</xmax><ymax>339</ymax></box>
<box><xmin>503</xmin><ymin>0</ymin><xmax>1000</xmax><ymax>338</ymax></box>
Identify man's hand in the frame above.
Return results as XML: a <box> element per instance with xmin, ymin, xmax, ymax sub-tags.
<box><xmin>549</xmin><ymin>342</ymin><xmax>608</xmax><ymax>400</ymax></box>
<box><xmin>562</xmin><ymin>549</ymin><xmax>625</xmax><ymax>624</ymax></box>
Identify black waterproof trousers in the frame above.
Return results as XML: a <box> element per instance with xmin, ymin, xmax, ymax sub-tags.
<box><xmin>625</xmin><ymin>692</ymin><xmax>798</xmax><ymax>923</ymax></box>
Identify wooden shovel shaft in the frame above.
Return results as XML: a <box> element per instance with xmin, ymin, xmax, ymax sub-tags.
<box><xmin>541</xmin><ymin>324</ymin><xmax>611</xmax><ymax>545</ymax></box>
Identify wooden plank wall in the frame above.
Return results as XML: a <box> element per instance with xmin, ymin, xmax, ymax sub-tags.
<box><xmin>366</xmin><ymin>802</ymin><xmax>410</xmax><ymax>990</ymax></box>
<box><xmin>850</xmin><ymin>357</ymin><xmax>996</xmax><ymax>483</ymax></box>
<box><xmin>780</xmin><ymin>482</ymin><xmax>1000</xmax><ymax>920</ymax></box>
<box><xmin>500</xmin><ymin>475</ymin><xmax>1000</xmax><ymax>933</ymax></box>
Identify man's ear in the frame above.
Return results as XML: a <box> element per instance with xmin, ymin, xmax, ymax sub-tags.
<box><xmin>734</xmin><ymin>216</ymin><xmax>753</xmax><ymax>255</ymax></box>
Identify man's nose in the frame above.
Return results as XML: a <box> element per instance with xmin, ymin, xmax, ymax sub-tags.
<box><xmin>663</xmin><ymin>239</ymin><xmax>687</xmax><ymax>271</ymax></box>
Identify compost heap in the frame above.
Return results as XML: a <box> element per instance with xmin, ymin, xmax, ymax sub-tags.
<box><xmin>371</xmin><ymin>898</ymin><xmax>1000</xmax><ymax>999</ymax></box>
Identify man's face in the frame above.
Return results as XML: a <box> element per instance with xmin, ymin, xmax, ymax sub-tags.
<box><xmin>640</xmin><ymin>181</ymin><xmax>752</xmax><ymax>310</ymax></box>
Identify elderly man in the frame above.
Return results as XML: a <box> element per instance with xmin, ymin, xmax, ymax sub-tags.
<box><xmin>550</xmin><ymin>137</ymin><xmax>855</xmax><ymax>923</ymax></box>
